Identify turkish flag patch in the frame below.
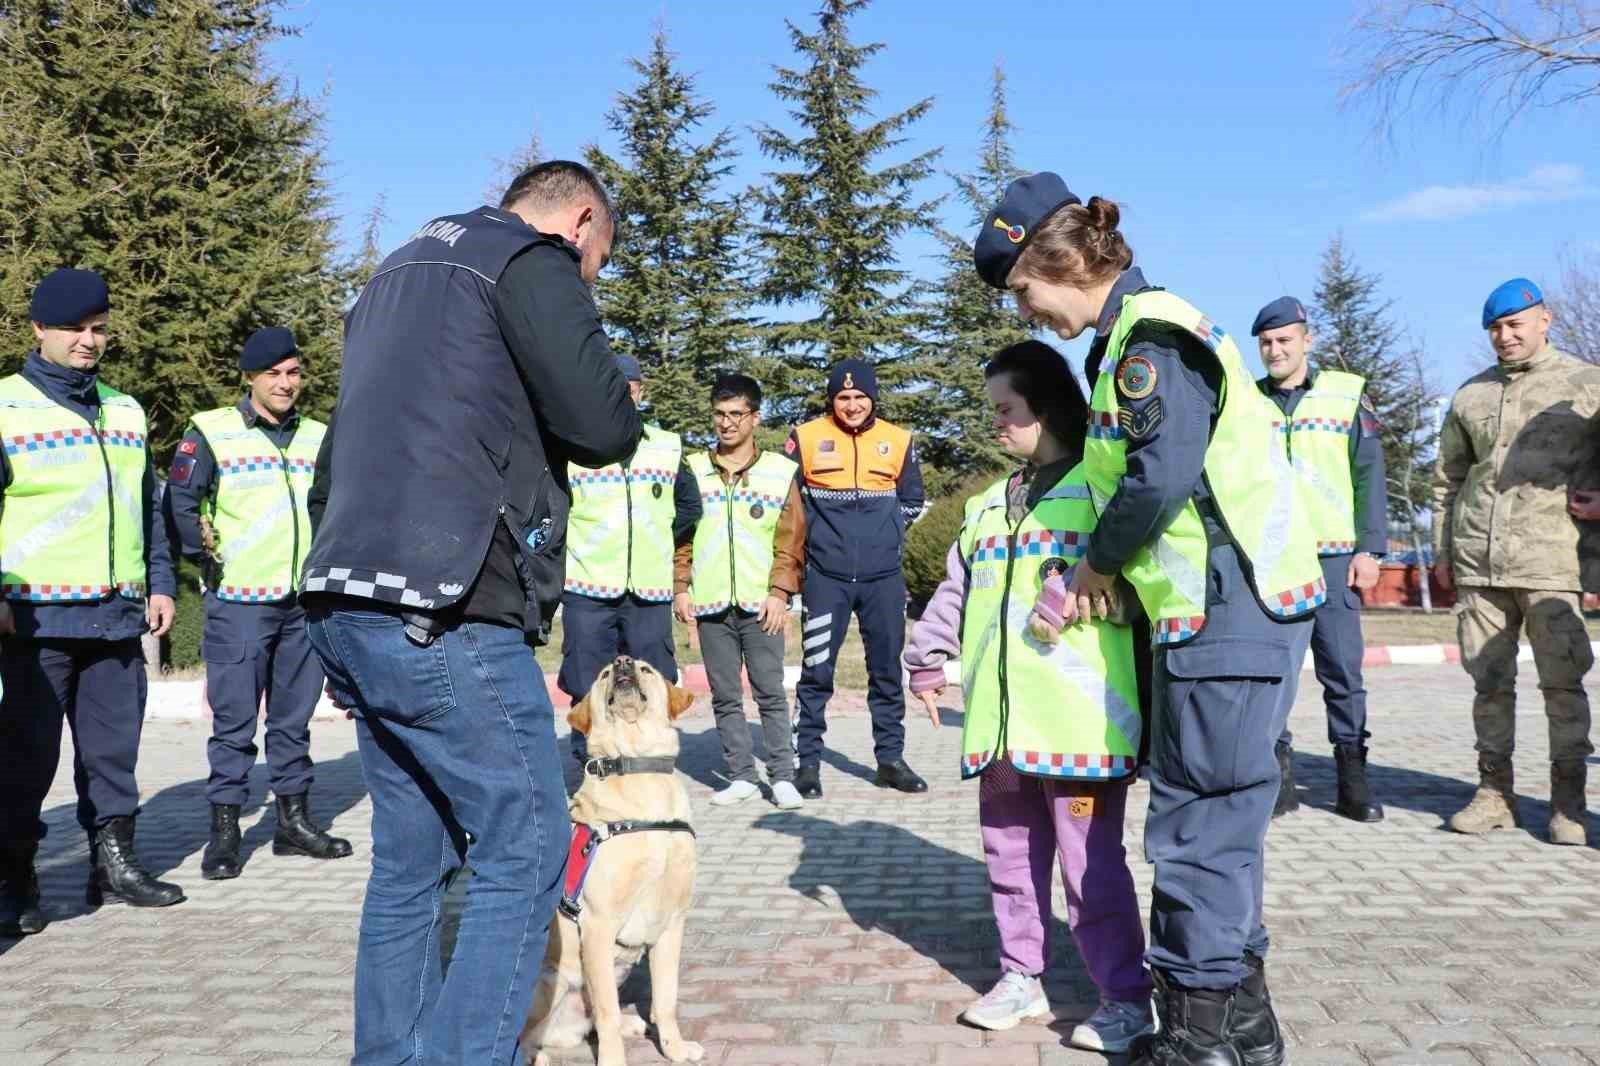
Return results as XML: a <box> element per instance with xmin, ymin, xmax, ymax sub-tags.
<box><xmin>178</xmin><ymin>439</ymin><xmax>198</xmax><ymax>455</ymax></box>
<box><xmin>783</xmin><ymin>437</ymin><xmax>797</xmax><ymax>455</ymax></box>
<box><xmin>169</xmin><ymin>454</ymin><xmax>196</xmax><ymax>485</ymax></box>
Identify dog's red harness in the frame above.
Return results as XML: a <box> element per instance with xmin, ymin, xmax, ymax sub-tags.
<box><xmin>559</xmin><ymin>756</ymin><xmax>695</xmax><ymax>921</ymax></box>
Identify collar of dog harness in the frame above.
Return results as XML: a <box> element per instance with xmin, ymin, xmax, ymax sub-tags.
<box><xmin>583</xmin><ymin>755</ymin><xmax>679</xmax><ymax>780</ymax></box>
<box><xmin>558</xmin><ymin>818</ymin><xmax>696</xmax><ymax>921</ymax></box>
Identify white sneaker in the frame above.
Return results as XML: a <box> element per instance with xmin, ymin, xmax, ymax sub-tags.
<box><xmin>960</xmin><ymin>971</ymin><xmax>1049</xmax><ymax>1031</ymax></box>
<box><xmin>771</xmin><ymin>780</ymin><xmax>804</xmax><ymax>810</ymax></box>
<box><xmin>710</xmin><ymin>780</ymin><xmax>760</xmax><ymax>806</ymax></box>
<box><xmin>1069</xmin><ymin>998</ymin><xmax>1156</xmax><ymax>1052</ymax></box>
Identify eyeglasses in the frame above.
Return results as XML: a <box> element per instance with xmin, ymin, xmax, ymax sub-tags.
<box><xmin>712</xmin><ymin>410</ymin><xmax>755</xmax><ymax>425</ymax></box>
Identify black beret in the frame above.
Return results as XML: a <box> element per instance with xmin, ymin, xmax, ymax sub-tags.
<box><xmin>29</xmin><ymin>268</ymin><xmax>110</xmax><ymax>327</ymax></box>
<box><xmin>974</xmin><ymin>172</ymin><xmax>1081</xmax><ymax>289</ymax></box>
<box><xmin>1250</xmin><ymin>296</ymin><xmax>1308</xmax><ymax>337</ymax></box>
<box><xmin>240</xmin><ymin>326</ymin><xmax>299</xmax><ymax>372</ymax></box>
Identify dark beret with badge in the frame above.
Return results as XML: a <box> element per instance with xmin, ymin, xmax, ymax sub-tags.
<box><xmin>1481</xmin><ymin>277</ymin><xmax>1543</xmax><ymax>329</ymax></box>
<box><xmin>239</xmin><ymin>326</ymin><xmax>298</xmax><ymax>372</ymax></box>
<box><xmin>1250</xmin><ymin>296</ymin><xmax>1308</xmax><ymax>337</ymax></box>
<box><xmin>974</xmin><ymin>172</ymin><xmax>1081</xmax><ymax>290</ymax></box>
<box><xmin>29</xmin><ymin>268</ymin><xmax>110</xmax><ymax>327</ymax></box>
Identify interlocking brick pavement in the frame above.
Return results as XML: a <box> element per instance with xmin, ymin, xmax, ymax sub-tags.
<box><xmin>4</xmin><ymin>666</ymin><xmax>1599</xmax><ymax>1065</ymax></box>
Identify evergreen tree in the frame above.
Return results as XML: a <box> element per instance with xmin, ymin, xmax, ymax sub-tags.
<box><xmin>585</xmin><ymin>28</ymin><xmax>752</xmax><ymax>441</ymax></box>
<box><xmin>0</xmin><ymin>0</ymin><xmax>347</xmax><ymax>456</ymax></box>
<box><xmin>912</xmin><ymin>66</ymin><xmax>1032</xmax><ymax>494</ymax></box>
<box><xmin>349</xmin><ymin>194</ymin><xmax>390</xmax><ymax>293</ymax></box>
<box><xmin>483</xmin><ymin>123</ymin><xmax>543</xmax><ymax>206</ymax></box>
<box><xmin>751</xmin><ymin>0</ymin><xmax>940</xmax><ymax>423</ymax></box>
<box><xmin>1310</xmin><ymin>235</ymin><xmax>1441</xmax><ymax>539</ymax></box>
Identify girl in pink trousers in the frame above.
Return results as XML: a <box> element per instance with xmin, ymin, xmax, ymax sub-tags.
<box><xmin>903</xmin><ymin>340</ymin><xmax>1152</xmax><ymax>1052</ymax></box>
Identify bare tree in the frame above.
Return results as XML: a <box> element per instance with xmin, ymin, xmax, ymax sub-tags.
<box><xmin>483</xmin><ymin>122</ymin><xmax>543</xmax><ymax>204</ymax></box>
<box><xmin>1548</xmin><ymin>246</ymin><xmax>1600</xmax><ymax>364</ymax></box>
<box><xmin>1344</xmin><ymin>1</ymin><xmax>1600</xmax><ymax>138</ymax></box>
<box><xmin>1387</xmin><ymin>347</ymin><xmax>1447</xmax><ymax>610</ymax></box>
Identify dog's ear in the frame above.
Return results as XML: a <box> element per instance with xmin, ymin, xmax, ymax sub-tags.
<box><xmin>666</xmin><ymin>684</ymin><xmax>696</xmax><ymax>720</ymax></box>
<box><xmin>567</xmin><ymin>695</ymin><xmax>592</xmax><ymax>736</ymax></box>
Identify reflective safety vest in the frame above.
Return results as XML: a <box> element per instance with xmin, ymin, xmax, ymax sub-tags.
<box><xmin>190</xmin><ymin>407</ymin><xmax>324</xmax><ymax>602</ymax></box>
<box><xmin>1280</xmin><ymin>370</ymin><xmax>1362</xmax><ymax>556</ymax></box>
<box><xmin>0</xmin><ymin>374</ymin><xmax>148</xmax><ymax>602</ymax></box>
<box><xmin>685</xmin><ymin>449</ymin><xmax>796</xmax><ymax>616</ymax></box>
<box><xmin>957</xmin><ymin>465</ymin><xmax>1141</xmax><ymax>780</ymax></box>
<box><xmin>565</xmin><ymin>424</ymin><xmax>681</xmax><ymax>602</ymax></box>
<box><xmin>1082</xmin><ymin>289</ymin><xmax>1325</xmax><ymax>644</ymax></box>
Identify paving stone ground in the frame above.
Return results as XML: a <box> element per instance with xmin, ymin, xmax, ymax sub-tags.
<box><xmin>4</xmin><ymin>665</ymin><xmax>1600</xmax><ymax>1065</ymax></box>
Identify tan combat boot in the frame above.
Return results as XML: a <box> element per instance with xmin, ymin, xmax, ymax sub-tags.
<box><xmin>1548</xmin><ymin>760</ymin><xmax>1590</xmax><ymax>847</ymax></box>
<box><xmin>1448</xmin><ymin>754</ymin><xmax>1521</xmax><ymax>834</ymax></box>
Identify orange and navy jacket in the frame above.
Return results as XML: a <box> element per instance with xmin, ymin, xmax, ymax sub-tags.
<box><xmin>784</xmin><ymin>413</ymin><xmax>924</xmax><ymax>581</ymax></box>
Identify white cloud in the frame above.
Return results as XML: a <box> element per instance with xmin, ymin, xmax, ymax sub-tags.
<box><xmin>1361</xmin><ymin>164</ymin><xmax>1597</xmax><ymax>223</ymax></box>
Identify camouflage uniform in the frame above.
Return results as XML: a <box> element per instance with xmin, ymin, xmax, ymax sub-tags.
<box><xmin>1431</xmin><ymin>344</ymin><xmax>1600</xmax><ymax>841</ymax></box>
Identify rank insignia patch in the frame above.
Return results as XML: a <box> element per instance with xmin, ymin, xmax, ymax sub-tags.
<box><xmin>1116</xmin><ymin>355</ymin><xmax>1157</xmax><ymax>400</ymax></box>
<box><xmin>1118</xmin><ymin>397</ymin><xmax>1166</xmax><ymax>439</ymax></box>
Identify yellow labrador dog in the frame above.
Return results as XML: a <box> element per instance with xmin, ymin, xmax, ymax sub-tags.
<box><xmin>521</xmin><ymin>655</ymin><xmax>703</xmax><ymax>1066</ymax></box>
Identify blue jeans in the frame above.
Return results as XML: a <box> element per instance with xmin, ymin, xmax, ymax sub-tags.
<box><xmin>306</xmin><ymin>607</ymin><xmax>567</xmax><ymax>1065</ymax></box>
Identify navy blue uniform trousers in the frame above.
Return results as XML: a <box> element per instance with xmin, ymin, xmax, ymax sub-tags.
<box><xmin>0</xmin><ymin>638</ymin><xmax>148</xmax><ymax>843</ymax></box>
<box><xmin>203</xmin><ymin>595</ymin><xmax>324</xmax><ymax>806</ymax></box>
<box><xmin>1281</xmin><ymin>553</ymin><xmax>1369</xmax><ymax>748</ymax></box>
<box><xmin>557</xmin><ymin>592</ymin><xmax>678</xmax><ymax>760</ymax></box>
<box><xmin>793</xmin><ymin>567</ymin><xmax>907</xmax><ymax>767</ymax></box>
<box><xmin>1144</xmin><ymin>543</ymin><xmax>1311</xmax><ymax>989</ymax></box>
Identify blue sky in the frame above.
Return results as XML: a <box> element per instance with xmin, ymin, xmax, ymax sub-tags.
<box><xmin>268</xmin><ymin>0</ymin><xmax>1599</xmax><ymax>386</ymax></box>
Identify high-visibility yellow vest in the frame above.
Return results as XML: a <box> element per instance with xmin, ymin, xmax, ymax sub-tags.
<box><xmin>0</xmin><ymin>374</ymin><xmax>148</xmax><ymax>602</ymax></box>
<box><xmin>1280</xmin><ymin>370</ymin><xmax>1362</xmax><ymax>556</ymax></box>
<box><xmin>1082</xmin><ymin>289</ymin><xmax>1325</xmax><ymax>644</ymax></box>
<box><xmin>189</xmin><ymin>407</ymin><xmax>324</xmax><ymax>602</ymax></box>
<box><xmin>686</xmin><ymin>449</ymin><xmax>796</xmax><ymax>616</ymax></box>
<box><xmin>958</xmin><ymin>465</ymin><xmax>1141</xmax><ymax>780</ymax></box>
<box><xmin>565</xmin><ymin>424</ymin><xmax>681</xmax><ymax>602</ymax></box>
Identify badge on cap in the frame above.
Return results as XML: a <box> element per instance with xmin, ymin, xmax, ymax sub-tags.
<box><xmin>1116</xmin><ymin>355</ymin><xmax>1157</xmax><ymax>400</ymax></box>
<box><xmin>993</xmin><ymin>217</ymin><xmax>1025</xmax><ymax>244</ymax></box>
<box><xmin>749</xmin><ymin>503</ymin><xmax>765</xmax><ymax>520</ymax></box>
<box><xmin>842</xmin><ymin>372</ymin><xmax>855</xmax><ymax>390</ymax></box>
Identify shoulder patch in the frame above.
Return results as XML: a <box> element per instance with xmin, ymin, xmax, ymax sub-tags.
<box><xmin>1116</xmin><ymin>355</ymin><xmax>1157</xmax><ymax>400</ymax></box>
<box><xmin>783</xmin><ymin>436</ymin><xmax>797</xmax><ymax>456</ymax></box>
<box><xmin>178</xmin><ymin>439</ymin><xmax>198</xmax><ymax>455</ymax></box>
<box><xmin>1118</xmin><ymin>397</ymin><xmax>1166</xmax><ymax>440</ymax></box>
<box><xmin>1359</xmin><ymin>393</ymin><xmax>1376</xmax><ymax>413</ymax></box>
<box><xmin>169</xmin><ymin>453</ymin><xmax>196</xmax><ymax>485</ymax></box>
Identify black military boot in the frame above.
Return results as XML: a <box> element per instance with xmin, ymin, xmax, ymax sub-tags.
<box><xmin>1131</xmin><ymin>970</ymin><xmax>1242</xmax><ymax>1066</ymax></box>
<box><xmin>1228</xmin><ymin>953</ymin><xmax>1286</xmax><ymax>1066</ymax></box>
<box><xmin>874</xmin><ymin>759</ymin><xmax>928</xmax><ymax>794</ymax></box>
<box><xmin>201</xmin><ymin>803</ymin><xmax>243</xmax><ymax>880</ymax></box>
<box><xmin>87</xmin><ymin>817</ymin><xmax>185</xmax><ymax>908</ymax></box>
<box><xmin>794</xmin><ymin>764</ymin><xmax>823</xmax><ymax>799</ymax></box>
<box><xmin>1271</xmin><ymin>743</ymin><xmax>1298</xmax><ymax>818</ymax></box>
<box><xmin>1333</xmin><ymin>743</ymin><xmax>1384</xmax><ymax>823</ymax></box>
<box><xmin>0</xmin><ymin>840</ymin><xmax>46</xmax><ymax>936</ymax></box>
<box><xmin>272</xmin><ymin>792</ymin><xmax>353</xmax><ymax>859</ymax></box>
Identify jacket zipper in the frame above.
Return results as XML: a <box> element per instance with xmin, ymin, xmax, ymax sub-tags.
<box><xmin>725</xmin><ymin>469</ymin><xmax>738</xmax><ymax>611</ymax></box>
<box><xmin>269</xmin><ymin>430</ymin><xmax>301</xmax><ymax>593</ymax></box>
<box><xmin>850</xmin><ymin>434</ymin><xmax>860</xmax><ymax>583</ymax></box>
<box><xmin>92</xmin><ymin>405</ymin><xmax>116</xmax><ymax>594</ymax></box>
<box><xmin>623</xmin><ymin>463</ymin><xmax>635</xmax><ymax>593</ymax></box>
<box><xmin>995</xmin><ymin>525</ymin><xmax>1019</xmax><ymax>765</ymax></box>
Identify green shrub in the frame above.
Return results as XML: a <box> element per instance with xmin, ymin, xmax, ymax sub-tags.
<box><xmin>903</xmin><ymin>474</ymin><xmax>995</xmax><ymax>614</ymax></box>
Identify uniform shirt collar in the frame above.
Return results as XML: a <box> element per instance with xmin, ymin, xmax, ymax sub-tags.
<box><xmin>1498</xmin><ymin>342</ymin><xmax>1556</xmax><ymax>375</ymax></box>
<box><xmin>709</xmin><ymin>444</ymin><xmax>762</xmax><ymax>480</ymax></box>
<box><xmin>236</xmin><ymin>392</ymin><xmax>298</xmax><ymax>431</ymax></box>
<box><xmin>1093</xmin><ymin>266</ymin><xmax>1151</xmax><ymax>337</ymax></box>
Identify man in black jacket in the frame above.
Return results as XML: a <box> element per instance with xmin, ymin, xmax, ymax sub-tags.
<box><xmin>301</xmin><ymin>161</ymin><xmax>641</xmax><ymax>1065</ymax></box>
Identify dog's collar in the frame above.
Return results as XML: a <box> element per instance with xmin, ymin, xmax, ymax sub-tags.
<box><xmin>583</xmin><ymin>755</ymin><xmax>678</xmax><ymax>780</ymax></box>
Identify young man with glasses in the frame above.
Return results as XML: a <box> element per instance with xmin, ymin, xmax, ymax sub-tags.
<box><xmin>674</xmin><ymin>374</ymin><xmax>805</xmax><ymax>808</ymax></box>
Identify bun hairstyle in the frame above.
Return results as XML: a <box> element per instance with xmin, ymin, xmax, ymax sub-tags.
<box><xmin>1013</xmin><ymin>196</ymin><xmax>1133</xmax><ymax>289</ymax></box>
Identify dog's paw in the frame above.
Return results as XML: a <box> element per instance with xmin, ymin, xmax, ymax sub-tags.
<box><xmin>663</xmin><ymin>1038</ymin><xmax>705</xmax><ymax>1063</ymax></box>
<box><xmin>532</xmin><ymin>1053</ymin><xmax>552</xmax><ymax>1066</ymax></box>
<box><xmin>619</xmin><ymin>1013</ymin><xmax>648</xmax><ymax>1038</ymax></box>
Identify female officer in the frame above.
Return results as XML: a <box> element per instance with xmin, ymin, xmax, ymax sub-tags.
<box><xmin>973</xmin><ymin>173</ymin><xmax>1322</xmax><ymax>1066</ymax></box>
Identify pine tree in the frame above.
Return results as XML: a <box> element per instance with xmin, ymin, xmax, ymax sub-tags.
<box><xmin>483</xmin><ymin>123</ymin><xmax>543</xmax><ymax>206</ymax></box>
<box><xmin>912</xmin><ymin>66</ymin><xmax>1033</xmax><ymax>494</ymax></box>
<box><xmin>751</xmin><ymin>0</ymin><xmax>940</xmax><ymax>423</ymax></box>
<box><xmin>349</xmin><ymin>194</ymin><xmax>390</xmax><ymax>293</ymax></box>
<box><xmin>585</xmin><ymin>28</ymin><xmax>753</xmax><ymax>441</ymax></box>
<box><xmin>1310</xmin><ymin>235</ymin><xmax>1442</xmax><ymax>540</ymax></box>
<box><xmin>0</xmin><ymin>0</ymin><xmax>347</xmax><ymax>455</ymax></box>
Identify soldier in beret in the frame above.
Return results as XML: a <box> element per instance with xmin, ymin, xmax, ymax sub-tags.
<box><xmin>164</xmin><ymin>326</ymin><xmax>351</xmax><ymax>881</ymax></box>
<box><xmin>0</xmin><ymin>268</ymin><xmax>181</xmax><ymax>936</ymax></box>
<box><xmin>1252</xmin><ymin>296</ymin><xmax>1387</xmax><ymax>823</ymax></box>
<box><xmin>1433</xmin><ymin>278</ymin><xmax>1600</xmax><ymax>846</ymax></box>
<box><xmin>974</xmin><ymin>173</ymin><xmax>1323</xmax><ymax>1065</ymax></box>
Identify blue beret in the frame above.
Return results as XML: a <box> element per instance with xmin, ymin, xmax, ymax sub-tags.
<box><xmin>240</xmin><ymin>327</ymin><xmax>298</xmax><ymax>372</ymax></box>
<box><xmin>1250</xmin><ymin>296</ymin><xmax>1308</xmax><ymax>336</ymax></box>
<box><xmin>1482</xmin><ymin>278</ymin><xmax>1544</xmax><ymax>329</ymax></box>
<box><xmin>615</xmin><ymin>355</ymin><xmax>642</xmax><ymax>382</ymax></box>
<box><xmin>974</xmin><ymin>172</ymin><xmax>1081</xmax><ymax>289</ymax></box>
<box><xmin>29</xmin><ymin>268</ymin><xmax>110</xmax><ymax>327</ymax></box>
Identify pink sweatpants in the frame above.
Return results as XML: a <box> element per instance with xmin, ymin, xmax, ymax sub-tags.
<box><xmin>978</xmin><ymin>759</ymin><xmax>1150</xmax><ymax>1003</ymax></box>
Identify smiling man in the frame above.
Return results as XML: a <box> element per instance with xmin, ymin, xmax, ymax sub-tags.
<box><xmin>165</xmin><ymin>326</ymin><xmax>350</xmax><ymax>881</ymax></box>
<box><xmin>1432</xmin><ymin>278</ymin><xmax>1600</xmax><ymax>846</ymax></box>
